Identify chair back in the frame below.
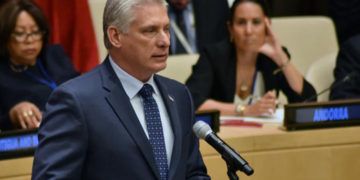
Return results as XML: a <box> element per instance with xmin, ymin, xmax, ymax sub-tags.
<box><xmin>89</xmin><ymin>0</ymin><xmax>107</xmax><ymax>60</ymax></box>
<box><xmin>271</xmin><ymin>16</ymin><xmax>338</xmax><ymax>75</ymax></box>
<box><xmin>305</xmin><ymin>52</ymin><xmax>338</xmax><ymax>101</ymax></box>
<box><xmin>158</xmin><ymin>54</ymin><xmax>199</xmax><ymax>83</ymax></box>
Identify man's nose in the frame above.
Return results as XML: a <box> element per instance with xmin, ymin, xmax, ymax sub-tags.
<box><xmin>157</xmin><ymin>31</ymin><xmax>170</xmax><ymax>47</ymax></box>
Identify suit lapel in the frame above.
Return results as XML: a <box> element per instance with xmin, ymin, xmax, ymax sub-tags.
<box><xmin>100</xmin><ymin>60</ymin><xmax>160</xmax><ymax>179</ymax></box>
<box><xmin>154</xmin><ymin>76</ymin><xmax>182</xmax><ymax>180</ymax></box>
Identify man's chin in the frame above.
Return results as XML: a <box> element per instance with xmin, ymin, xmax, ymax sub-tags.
<box><xmin>153</xmin><ymin>63</ymin><xmax>167</xmax><ymax>74</ymax></box>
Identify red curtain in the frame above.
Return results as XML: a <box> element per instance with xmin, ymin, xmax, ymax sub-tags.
<box><xmin>35</xmin><ymin>0</ymin><xmax>99</xmax><ymax>73</ymax></box>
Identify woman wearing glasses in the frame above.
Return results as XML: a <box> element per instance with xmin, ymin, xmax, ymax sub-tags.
<box><xmin>0</xmin><ymin>0</ymin><xmax>78</xmax><ymax>130</ymax></box>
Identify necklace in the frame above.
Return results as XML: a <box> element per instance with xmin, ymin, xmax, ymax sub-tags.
<box><xmin>9</xmin><ymin>63</ymin><xmax>28</xmax><ymax>73</ymax></box>
<box><xmin>238</xmin><ymin>81</ymin><xmax>250</xmax><ymax>100</ymax></box>
<box><xmin>240</xmin><ymin>81</ymin><xmax>249</xmax><ymax>92</ymax></box>
<box><xmin>237</xmin><ymin>70</ymin><xmax>258</xmax><ymax>101</ymax></box>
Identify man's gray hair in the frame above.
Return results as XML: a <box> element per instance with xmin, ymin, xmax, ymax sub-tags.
<box><xmin>103</xmin><ymin>0</ymin><xmax>167</xmax><ymax>49</ymax></box>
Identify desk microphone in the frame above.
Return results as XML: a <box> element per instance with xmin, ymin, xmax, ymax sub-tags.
<box><xmin>304</xmin><ymin>72</ymin><xmax>358</xmax><ymax>102</ymax></box>
<box><xmin>193</xmin><ymin>121</ymin><xmax>254</xmax><ymax>176</ymax></box>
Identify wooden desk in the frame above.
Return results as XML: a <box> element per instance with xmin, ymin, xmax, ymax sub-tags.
<box><xmin>0</xmin><ymin>157</ymin><xmax>32</xmax><ymax>180</ymax></box>
<box><xmin>201</xmin><ymin>124</ymin><xmax>360</xmax><ymax>180</ymax></box>
<box><xmin>1</xmin><ymin>124</ymin><xmax>360</xmax><ymax>180</ymax></box>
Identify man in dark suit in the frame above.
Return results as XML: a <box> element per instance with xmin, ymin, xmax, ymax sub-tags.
<box><xmin>32</xmin><ymin>0</ymin><xmax>209</xmax><ymax>179</ymax></box>
<box><xmin>167</xmin><ymin>0</ymin><xmax>229</xmax><ymax>54</ymax></box>
<box><xmin>330</xmin><ymin>34</ymin><xmax>360</xmax><ymax>100</ymax></box>
<box><xmin>328</xmin><ymin>0</ymin><xmax>360</xmax><ymax>44</ymax></box>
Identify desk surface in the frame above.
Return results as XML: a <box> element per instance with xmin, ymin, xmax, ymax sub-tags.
<box><xmin>201</xmin><ymin>124</ymin><xmax>360</xmax><ymax>180</ymax></box>
<box><xmin>1</xmin><ymin>124</ymin><xmax>360</xmax><ymax>180</ymax></box>
<box><xmin>203</xmin><ymin>123</ymin><xmax>360</xmax><ymax>153</ymax></box>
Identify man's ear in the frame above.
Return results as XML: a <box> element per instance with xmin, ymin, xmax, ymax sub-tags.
<box><xmin>107</xmin><ymin>26</ymin><xmax>122</xmax><ymax>48</ymax></box>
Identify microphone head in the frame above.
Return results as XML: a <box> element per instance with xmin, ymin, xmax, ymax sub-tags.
<box><xmin>193</xmin><ymin>121</ymin><xmax>213</xmax><ymax>139</ymax></box>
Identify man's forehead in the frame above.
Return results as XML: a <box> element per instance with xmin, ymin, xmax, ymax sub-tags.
<box><xmin>131</xmin><ymin>4</ymin><xmax>169</xmax><ymax>25</ymax></box>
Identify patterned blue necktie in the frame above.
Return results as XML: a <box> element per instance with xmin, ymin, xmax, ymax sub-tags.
<box><xmin>139</xmin><ymin>84</ymin><xmax>168</xmax><ymax>180</ymax></box>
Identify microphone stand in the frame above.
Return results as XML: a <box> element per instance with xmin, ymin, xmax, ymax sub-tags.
<box><xmin>222</xmin><ymin>153</ymin><xmax>239</xmax><ymax>180</ymax></box>
<box><xmin>226</xmin><ymin>161</ymin><xmax>239</xmax><ymax>180</ymax></box>
<box><xmin>193</xmin><ymin>121</ymin><xmax>253</xmax><ymax>179</ymax></box>
<box><xmin>217</xmin><ymin>137</ymin><xmax>253</xmax><ymax>180</ymax></box>
<box><xmin>304</xmin><ymin>72</ymin><xmax>356</xmax><ymax>102</ymax></box>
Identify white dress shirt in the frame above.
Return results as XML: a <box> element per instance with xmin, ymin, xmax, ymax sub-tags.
<box><xmin>109</xmin><ymin>56</ymin><xmax>174</xmax><ymax>165</ymax></box>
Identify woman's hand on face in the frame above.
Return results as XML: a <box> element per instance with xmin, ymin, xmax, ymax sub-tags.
<box><xmin>244</xmin><ymin>90</ymin><xmax>277</xmax><ymax>116</ymax></box>
<box><xmin>258</xmin><ymin>18</ymin><xmax>289</xmax><ymax>66</ymax></box>
<box><xmin>9</xmin><ymin>101</ymin><xmax>42</xmax><ymax>129</ymax></box>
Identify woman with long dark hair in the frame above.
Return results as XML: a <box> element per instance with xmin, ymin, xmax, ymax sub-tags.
<box><xmin>186</xmin><ymin>0</ymin><xmax>316</xmax><ymax>116</ymax></box>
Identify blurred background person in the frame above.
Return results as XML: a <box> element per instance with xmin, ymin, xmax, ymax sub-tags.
<box><xmin>328</xmin><ymin>0</ymin><xmax>360</xmax><ymax>45</ymax></box>
<box><xmin>186</xmin><ymin>0</ymin><xmax>316</xmax><ymax>116</ymax></box>
<box><xmin>167</xmin><ymin>0</ymin><xmax>229</xmax><ymax>54</ymax></box>
<box><xmin>328</xmin><ymin>1</ymin><xmax>360</xmax><ymax>100</ymax></box>
<box><xmin>0</xmin><ymin>0</ymin><xmax>78</xmax><ymax>131</ymax></box>
<box><xmin>330</xmin><ymin>34</ymin><xmax>360</xmax><ymax>100</ymax></box>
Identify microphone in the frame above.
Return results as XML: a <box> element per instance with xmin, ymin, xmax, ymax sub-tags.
<box><xmin>193</xmin><ymin>121</ymin><xmax>254</xmax><ymax>176</ymax></box>
<box><xmin>304</xmin><ymin>71</ymin><xmax>358</xmax><ymax>102</ymax></box>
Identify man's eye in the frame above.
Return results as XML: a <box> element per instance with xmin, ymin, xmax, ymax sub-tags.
<box><xmin>144</xmin><ymin>28</ymin><xmax>156</xmax><ymax>33</ymax></box>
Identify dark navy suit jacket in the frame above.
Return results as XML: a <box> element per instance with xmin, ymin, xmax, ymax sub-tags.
<box><xmin>192</xmin><ymin>0</ymin><xmax>229</xmax><ymax>51</ymax></box>
<box><xmin>330</xmin><ymin>34</ymin><xmax>360</xmax><ymax>100</ymax></box>
<box><xmin>32</xmin><ymin>59</ymin><xmax>209</xmax><ymax>180</ymax></box>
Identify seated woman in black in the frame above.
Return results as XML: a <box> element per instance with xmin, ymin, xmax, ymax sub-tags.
<box><xmin>0</xmin><ymin>0</ymin><xmax>79</xmax><ymax>131</ymax></box>
<box><xmin>186</xmin><ymin>0</ymin><xmax>316</xmax><ymax>116</ymax></box>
